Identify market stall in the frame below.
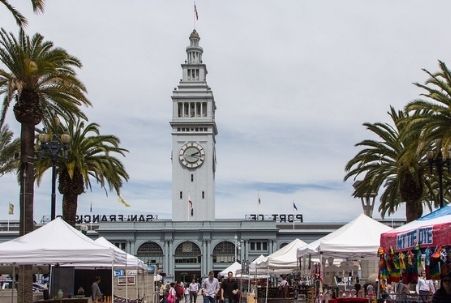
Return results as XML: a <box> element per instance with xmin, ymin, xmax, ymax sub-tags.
<box><xmin>297</xmin><ymin>214</ymin><xmax>392</xmax><ymax>301</ymax></box>
<box><xmin>379</xmin><ymin>205</ymin><xmax>451</xmax><ymax>284</ymax></box>
<box><xmin>0</xmin><ymin>217</ymin><xmax>127</xmax><ymax>301</ymax></box>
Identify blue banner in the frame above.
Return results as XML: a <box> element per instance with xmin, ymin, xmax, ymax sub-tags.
<box><xmin>396</xmin><ymin>227</ymin><xmax>433</xmax><ymax>250</ymax></box>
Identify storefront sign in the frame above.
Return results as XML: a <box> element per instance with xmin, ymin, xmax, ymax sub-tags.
<box><xmin>245</xmin><ymin>214</ymin><xmax>303</xmax><ymax>223</ymax></box>
<box><xmin>126</xmin><ymin>270</ymin><xmax>137</xmax><ymax>276</ymax></box>
<box><xmin>75</xmin><ymin>214</ymin><xmax>159</xmax><ymax>224</ymax></box>
<box><xmin>396</xmin><ymin>227</ymin><xmax>433</xmax><ymax>250</ymax></box>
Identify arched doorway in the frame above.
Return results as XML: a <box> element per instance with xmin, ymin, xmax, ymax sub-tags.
<box><xmin>174</xmin><ymin>241</ymin><xmax>201</xmax><ymax>282</ymax></box>
<box><xmin>212</xmin><ymin>241</ymin><xmax>236</xmax><ymax>275</ymax></box>
<box><xmin>136</xmin><ymin>241</ymin><xmax>164</xmax><ymax>273</ymax></box>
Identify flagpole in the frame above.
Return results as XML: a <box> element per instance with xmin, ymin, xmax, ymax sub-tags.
<box><xmin>90</xmin><ymin>201</ymin><xmax>93</xmax><ymax>231</ymax></box>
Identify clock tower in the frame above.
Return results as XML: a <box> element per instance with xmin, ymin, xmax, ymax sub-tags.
<box><xmin>170</xmin><ymin>30</ymin><xmax>217</xmax><ymax>221</ymax></box>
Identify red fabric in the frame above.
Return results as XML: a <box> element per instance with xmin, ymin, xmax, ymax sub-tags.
<box><xmin>380</xmin><ymin>222</ymin><xmax>451</xmax><ymax>251</ymax></box>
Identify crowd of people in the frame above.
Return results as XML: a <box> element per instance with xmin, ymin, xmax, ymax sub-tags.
<box><xmin>160</xmin><ymin>271</ymin><xmax>240</xmax><ymax>303</ymax></box>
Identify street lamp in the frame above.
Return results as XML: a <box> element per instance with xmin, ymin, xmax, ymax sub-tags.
<box><xmin>38</xmin><ymin>120</ymin><xmax>70</xmax><ymax>220</ymax></box>
<box><xmin>427</xmin><ymin>148</ymin><xmax>451</xmax><ymax>208</ymax></box>
<box><xmin>353</xmin><ymin>181</ymin><xmax>377</xmax><ymax>217</ymax></box>
<box><xmin>234</xmin><ymin>235</ymin><xmax>242</xmax><ymax>262</ymax></box>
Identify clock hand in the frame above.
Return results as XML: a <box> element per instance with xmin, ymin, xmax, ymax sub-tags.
<box><xmin>190</xmin><ymin>151</ymin><xmax>200</xmax><ymax>157</ymax></box>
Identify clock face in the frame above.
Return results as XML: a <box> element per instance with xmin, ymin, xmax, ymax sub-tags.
<box><xmin>179</xmin><ymin>142</ymin><xmax>205</xmax><ymax>168</ymax></box>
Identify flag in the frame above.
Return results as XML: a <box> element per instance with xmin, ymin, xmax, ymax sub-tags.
<box><xmin>8</xmin><ymin>203</ymin><xmax>14</xmax><ymax>215</ymax></box>
<box><xmin>90</xmin><ymin>202</ymin><xmax>92</xmax><ymax>213</ymax></box>
<box><xmin>293</xmin><ymin>202</ymin><xmax>298</xmax><ymax>211</ymax></box>
<box><xmin>258</xmin><ymin>195</ymin><xmax>261</xmax><ymax>204</ymax></box>
<box><xmin>118</xmin><ymin>195</ymin><xmax>131</xmax><ymax>207</ymax></box>
<box><xmin>194</xmin><ymin>4</ymin><xmax>199</xmax><ymax>20</ymax></box>
<box><xmin>188</xmin><ymin>197</ymin><xmax>193</xmax><ymax>216</ymax></box>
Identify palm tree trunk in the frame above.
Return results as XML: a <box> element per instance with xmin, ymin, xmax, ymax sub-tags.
<box><xmin>17</xmin><ymin>122</ymin><xmax>35</xmax><ymax>303</ymax></box>
<box><xmin>14</xmin><ymin>89</ymin><xmax>41</xmax><ymax>303</ymax></box>
<box><xmin>405</xmin><ymin>199</ymin><xmax>423</xmax><ymax>223</ymax></box>
<box><xmin>63</xmin><ymin>193</ymin><xmax>79</xmax><ymax>226</ymax></box>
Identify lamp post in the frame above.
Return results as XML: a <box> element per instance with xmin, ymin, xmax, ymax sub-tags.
<box><xmin>234</xmin><ymin>235</ymin><xmax>242</xmax><ymax>263</ymax></box>
<box><xmin>38</xmin><ymin>121</ymin><xmax>70</xmax><ymax>220</ymax></box>
<box><xmin>353</xmin><ymin>181</ymin><xmax>377</xmax><ymax>217</ymax></box>
<box><xmin>428</xmin><ymin>148</ymin><xmax>451</xmax><ymax>208</ymax></box>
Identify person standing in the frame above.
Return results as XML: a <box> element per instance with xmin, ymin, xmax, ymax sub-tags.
<box><xmin>184</xmin><ymin>283</ymin><xmax>190</xmax><ymax>303</ymax></box>
<box><xmin>278</xmin><ymin>276</ymin><xmax>289</xmax><ymax>298</ymax></box>
<box><xmin>221</xmin><ymin>271</ymin><xmax>239</xmax><ymax>303</ymax></box>
<box><xmin>417</xmin><ymin>271</ymin><xmax>435</xmax><ymax>303</ymax></box>
<box><xmin>91</xmin><ymin>276</ymin><xmax>103</xmax><ymax>303</ymax></box>
<box><xmin>202</xmin><ymin>271</ymin><xmax>220</xmax><ymax>303</ymax></box>
<box><xmin>432</xmin><ymin>272</ymin><xmax>451</xmax><ymax>303</ymax></box>
<box><xmin>189</xmin><ymin>279</ymin><xmax>200</xmax><ymax>303</ymax></box>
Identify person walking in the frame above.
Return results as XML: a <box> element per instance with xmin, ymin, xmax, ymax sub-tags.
<box><xmin>417</xmin><ymin>271</ymin><xmax>435</xmax><ymax>303</ymax></box>
<box><xmin>221</xmin><ymin>271</ymin><xmax>239</xmax><ymax>303</ymax></box>
<box><xmin>202</xmin><ymin>271</ymin><xmax>220</xmax><ymax>303</ymax></box>
<box><xmin>184</xmin><ymin>283</ymin><xmax>190</xmax><ymax>303</ymax></box>
<box><xmin>91</xmin><ymin>276</ymin><xmax>103</xmax><ymax>303</ymax></box>
<box><xmin>189</xmin><ymin>279</ymin><xmax>199</xmax><ymax>303</ymax></box>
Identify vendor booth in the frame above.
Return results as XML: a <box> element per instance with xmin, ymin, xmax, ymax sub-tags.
<box><xmin>297</xmin><ymin>214</ymin><xmax>392</xmax><ymax>301</ymax></box>
<box><xmin>255</xmin><ymin>239</ymin><xmax>308</xmax><ymax>303</ymax></box>
<box><xmin>0</xmin><ymin>218</ymin><xmax>127</xmax><ymax>302</ymax></box>
<box><xmin>379</xmin><ymin>205</ymin><xmax>451</xmax><ymax>283</ymax></box>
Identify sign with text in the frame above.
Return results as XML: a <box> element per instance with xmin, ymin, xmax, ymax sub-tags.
<box><xmin>245</xmin><ymin>214</ymin><xmax>303</xmax><ymax>223</ymax></box>
<box><xmin>75</xmin><ymin>214</ymin><xmax>159</xmax><ymax>224</ymax></box>
<box><xmin>396</xmin><ymin>227</ymin><xmax>433</xmax><ymax>250</ymax></box>
<box><xmin>114</xmin><ymin>269</ymin><xmax>125</xmax><ymax>277</ymax></box>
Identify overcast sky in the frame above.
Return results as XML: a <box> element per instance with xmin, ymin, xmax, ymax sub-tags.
<box><xmin>1</xmin><ymin>0</ymin><xmax>450</xmax><ymax>223</ymax></box>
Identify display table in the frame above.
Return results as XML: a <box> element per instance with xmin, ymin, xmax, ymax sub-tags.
<box><xmin>328</xmin><ymin>298</ymin><xmax>369</xmax><ymax>303</ymax></box>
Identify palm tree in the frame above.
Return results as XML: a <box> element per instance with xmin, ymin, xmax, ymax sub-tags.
<box><xmin>1</xmin><ymin>0</ymin><xmax>44</xmax><ymax>27</ymax></box>
<box><xmin>0</xmin><ymin>29</ymin><xmax>89</xmax><ymax>303</ymax></box>
<box><xmin>405</xmin><ymin>61</ymin><xmax>451</xmax><ymax>150</ymax></box>
<box><xmin>404</xmin><ymin>61</ymin><xmax>451</xmax><ymax>207</ymax></box>
<box><xmin>0</xmin><ymin>124</ymin><xmax>19</xmax><ymax>176</ymax></box>
<box><xmin>344</xmin><ymin>107</ymin><xmax>428</xmax><ymax>222</ymax></box>
<box><xmin>35</xmin><ymin>119</ymin><xmax>129</xmax><ymax>226</ymax></box>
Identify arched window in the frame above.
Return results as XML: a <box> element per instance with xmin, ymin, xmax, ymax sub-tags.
<box><xmin>175</xmin><ymin>241</ymin><xmax>201</xmax><ymax>264</ymax></box>
<box><xmin>137</xmin><ymin>242</ymin><xmax>164</xmax><ymax>268</ymax></box>
<box><xmin>212</xmin><ymin>241</ymin><xmax>235</xmax><ymax>263</ymax></box>
<box><xmin>280</xmin><ymin>242</ymin><xmax>289</xmax><ymax>249</ymax></box>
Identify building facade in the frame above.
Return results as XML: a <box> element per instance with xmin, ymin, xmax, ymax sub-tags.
<box><xmin>0</xmin><ymin>30</ymin><xmax>404</xmax><ymax>283</ymax></box>
<box><xmin>171</xmin><ymin>29</ymin><xmax>217</xmax><ymax>222</ymax></box>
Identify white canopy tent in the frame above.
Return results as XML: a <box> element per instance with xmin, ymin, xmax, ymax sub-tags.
<box><xmin>257</xmin><ymin>238</ymin><xmax>307</xmax><ymax>272</ymax></box>
<box><xmin>297</xmin><ymin>214</ymin><xmax>392</xmax><ymax>259</ymax></box>
<box><xmin>95</xmin><ymin>237</ymin><xmax>147</xmax><ymax>270</ymax></box>
<box><xmin>0</xmin><ymin>217</ymin><xmax>127</xmax><ymax>265</ymax></box>
<box><xmin>249</xmin><ymin>255</ymin><xmax>268</xmax><ymax>272</ymax></box>
<box><xmin>218</xmin><ymin>261</ymin><xmax>241</xmax><ymax>277</ymax></box>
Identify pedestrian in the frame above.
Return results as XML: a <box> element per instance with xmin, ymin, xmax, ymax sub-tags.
<box><xmin>189</xmin><ymin>278</ymin><xmax>199</xmax><ymax>303</ymax></box>
<box><xmin>184</xmin><ymin>283</ymin><xmax>190</xmax><ymax>303</ymax></box>
<box><xmin>167</xmin><ymin>282</ymin><xmax>177</xmax><ymax>303</ymax></box>
<box><xmin>221</xmin><ymin>271</ymin><xmax>239</xmax><ymax>303</ymax></box>
<box><xmin>175</xmin><ymin>281</ymin><xmax>185</xmax><ymax>303</ymax></box>
<box><xmin>278</xmin><ymin>275</ymin><xmax>289</xmax><ymax>298</ymax></box>
<box><xmin>91</xmin><ymin>276</ymin><xmax>103</xmax><ymax>303</ymax></box>
<box><xmin>202</xmin><ymin>271</ymin><xmax>220</xmax><ymax>303</ymax></box>
<box><xmin>432</xmin><ymin>272</ymin><xmax>451</xmax><ymax>303</ymax></box>
<box><xmin>417</xmin><ymin>271</ymin><xmax>435</xmax><ymax>302</ymax></box>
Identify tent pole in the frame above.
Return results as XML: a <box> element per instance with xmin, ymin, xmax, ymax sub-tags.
<box><xmin>319</xmin><ymin>253</ymin><xmax>323</xmax><ymax>295</ymax></box>
<box><xmin>111</xmin><ymin>263</ymin><xmax>114</xmax><ymax>303</ymax></box>
<box><xmin>11</xmin><ymin>263</ymin><xmax>15</xmax><ymax>303</ymax></box>
<box><xmin>265</xmin><ymin>267</ymin><xmax>269</xmax><ymax>303</ymax></box>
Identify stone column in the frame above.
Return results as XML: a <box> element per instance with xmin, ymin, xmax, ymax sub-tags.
<box><xmin>202</xmin><ymin>240</ymin><xmax>207</xmax><ymax>277</ymax></box>
<box><xmin>168</xmin><ymin>240</ymin><xmax>174</xmax><ymax>277</ymax></box>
